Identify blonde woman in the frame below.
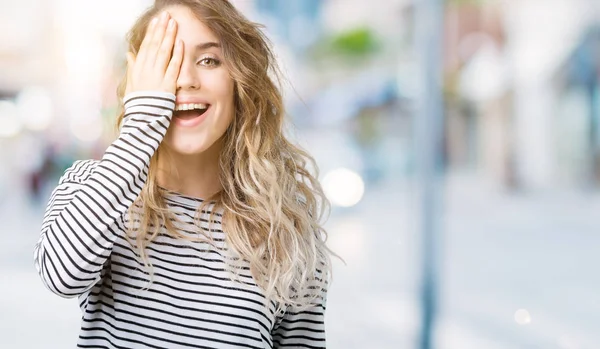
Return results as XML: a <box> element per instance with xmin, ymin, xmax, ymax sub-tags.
<box><xmin>34</xmin><ymin>1</ymin><xmax>333</xmax><ymax>347</ymax></box>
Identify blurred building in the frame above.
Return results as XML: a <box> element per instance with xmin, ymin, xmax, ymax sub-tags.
<box><xmin>554</xmin><ymin>26</ymin><xmax>600</xmax><ymax>186</ymax></box>
<box><xmin>443</xmin><ymin>0</ymin><xmax>599</xmax><ymax>191</ymax></box>
<box><xmin>255</xmin><ymin>0</ymin><xmax>322</xmax><ymax>53</ymax></box>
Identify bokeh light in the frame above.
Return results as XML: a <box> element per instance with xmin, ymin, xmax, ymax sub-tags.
<box><xmin>16</xmin><ymin>86</ymin><xmax>54</xmax><ymax>131</ymax></box>
<box><xmin>0</xmin><ymin>101</ymin><xmax>22</xmax><ymax>138</ymax></box>
<box><xmin>69</xmin><ymin>114</ymin><xmax>104</xmax><ymax>143</ymax></box>
<box><xmin>514</xmin><ymin>309</ymin><xmax>532</xmax><ymax>325</ymax></box>
<box><xmin>322</xmin><ymin>167</ymin><xmax>365</xmax><ymax>207</ymax></box>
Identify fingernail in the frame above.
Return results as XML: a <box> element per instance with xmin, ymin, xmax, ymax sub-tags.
<box><xmin>162</xmin><ymin>11</ymin><xmax>169</xmax><ymax>19</ymax></box>
<box><xmin>151</xmin><ymin>17</ymin><xmax>158</xmax><ymax>26</ymax></box>
<box><xmin>168</xmin><ymin>19</ymin><xmax>174</xmax><ymax>28</ymax></box>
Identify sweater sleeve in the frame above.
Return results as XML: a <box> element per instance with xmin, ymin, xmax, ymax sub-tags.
<box><xmin>33</xmin><ymin>91</ymin><xmax>175</xmax><ymax>298</ymax></box>
<box><xmin>272</xmin><ymin>278</ymin><xmax>328</xmax><ymax>348</ymax></box>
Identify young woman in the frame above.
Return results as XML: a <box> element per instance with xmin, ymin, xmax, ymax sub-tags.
<box><xmin>34</xmin><ymin>1</ymin><xmax>333</xmax><ymax>348</ymax></box>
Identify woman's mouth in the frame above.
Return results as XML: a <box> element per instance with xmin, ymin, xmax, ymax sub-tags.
<box><xmin>173</xmin><ymin>104</ymin><xmax>211</xmax><ymax>127</ymax></box>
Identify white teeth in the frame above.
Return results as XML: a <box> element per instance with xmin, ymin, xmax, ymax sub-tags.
<box><xmin>175</xmin><ymin>103</ymin><xmax>208</xmax><ymax>111</ymax></box>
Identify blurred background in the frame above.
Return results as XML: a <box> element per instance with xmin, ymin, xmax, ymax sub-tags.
<box><xmin>1</xmin><ymin>0</ymin><xmax>599</xmax><ymax>348</ymax></box>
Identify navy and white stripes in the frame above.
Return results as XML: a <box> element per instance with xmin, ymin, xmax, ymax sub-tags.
<box><xmin>34</xmin><ymin>91</ymin><xmax>326</xmax><ymax>348</ymax></box>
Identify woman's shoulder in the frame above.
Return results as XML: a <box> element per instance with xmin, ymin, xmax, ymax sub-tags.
<box><xmin>58</xmin><ymin>159</ymin><xmax>100</xmax><ymax>185</ymax></box>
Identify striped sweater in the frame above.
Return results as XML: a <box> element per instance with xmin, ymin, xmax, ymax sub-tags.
<box><xmin>33</xmin><ymin>91</ymin><xmax>327</xmax><ymax>349</ymax></box>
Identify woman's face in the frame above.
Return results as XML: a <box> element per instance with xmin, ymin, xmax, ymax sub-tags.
<box><xmin>162</xmin><ymin>5</ymin><xmax>235</xmax><ymax>156</ymax></box>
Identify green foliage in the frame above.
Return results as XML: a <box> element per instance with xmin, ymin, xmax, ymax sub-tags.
<box><xmin>309</xmin><ymin>26</ymin><xmax>380</xmax><ymax>64</ymax></box>
<box><xmin>330</xmin><ymin>27</ymin><xmax>378</xmax><ymax>56</ymax></box>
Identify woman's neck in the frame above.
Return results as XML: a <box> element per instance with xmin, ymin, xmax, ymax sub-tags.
<box><xmin>156</xmin><ymin>144</ymin><xmax>222</xmax><ymax>200</ymax></box>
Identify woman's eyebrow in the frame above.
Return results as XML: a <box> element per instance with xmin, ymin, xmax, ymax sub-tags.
<box><xmin>194</xmin><ymin>42</ymin><xmax>221</xmax><ymax>51</ymax></box>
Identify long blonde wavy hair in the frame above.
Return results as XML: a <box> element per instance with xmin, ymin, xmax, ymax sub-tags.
<box><xmin>114</xmin><ymin>0</ymin><xmax>334</xmax><ymax>311</ymax></box>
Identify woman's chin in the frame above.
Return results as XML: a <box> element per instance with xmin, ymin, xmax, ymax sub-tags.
<box><xmin>162</xmin><ymin>132</ymin><xmax>225</xmax><ymax>157</ymax></box>
<box><xmin>163</xmin><ymin>137</ymin><xmax>221</xmax><ymax>157</ymax></box>
<box><xmin>169</xmin><ymin>143</ymin><xmax>211</xmax><ymax>156</ymax></box>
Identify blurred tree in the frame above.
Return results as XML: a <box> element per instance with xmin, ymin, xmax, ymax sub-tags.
<box><xmin>330</xmin><ymin>27</ymin><xmax>378</xmax><ymax>56</ymax></box>
<box><xmin>308</xmin><ymin>26</ymin><xmax>381</xmax><ymax>66</ymax></box>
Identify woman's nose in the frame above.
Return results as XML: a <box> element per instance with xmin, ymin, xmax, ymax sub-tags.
<box><xmin>176</xmin><ymin>60</ymin><xmax>200</xmax><ymax>91</ymax></box>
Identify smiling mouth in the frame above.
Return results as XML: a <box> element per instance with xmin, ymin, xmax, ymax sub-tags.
<box><xmin>174</xmin><ymin>105</ymin><xmax>210</xmax><ymax>120</ymax></box>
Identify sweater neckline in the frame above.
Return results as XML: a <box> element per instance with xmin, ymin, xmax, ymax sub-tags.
<box><xmin>159</xmin><ymin>186</ymin><xmax>205</xmax><ymax>209</ymax></box>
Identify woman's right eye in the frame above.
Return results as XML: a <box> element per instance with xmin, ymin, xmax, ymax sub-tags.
<box><xmin>197</xmin><ymin>57</ymin><xmax>221</xmax><ymax>67</ymax></box>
